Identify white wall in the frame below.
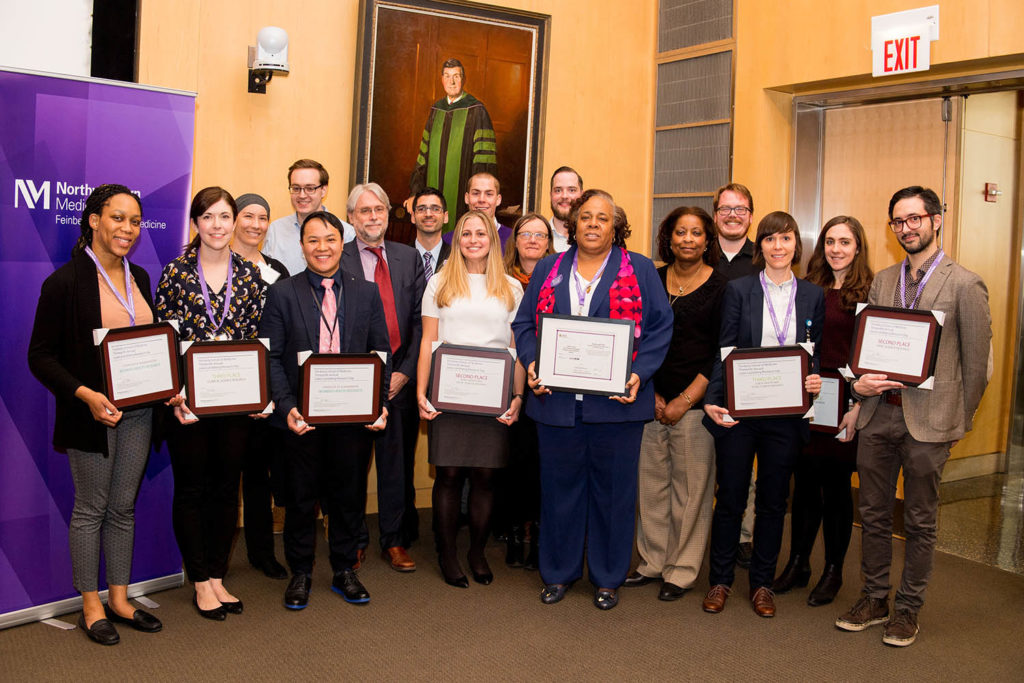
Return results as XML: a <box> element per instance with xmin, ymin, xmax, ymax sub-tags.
<box><xmin>0</xmin><ymin>0</ymin><xmax>93</xmax><ymax>76</ymax></box>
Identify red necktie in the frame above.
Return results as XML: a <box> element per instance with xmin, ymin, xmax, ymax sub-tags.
<box><xmin>319</xmin><ymin>278</ymin><xmax>339</xmax><ymax>353</ymax></box>
<box><xmin>368</xmin><ymin>246</ymin><xmax>401</xmax><ymax>353</ymax></box>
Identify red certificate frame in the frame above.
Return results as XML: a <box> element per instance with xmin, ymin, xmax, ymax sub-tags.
<box><xmin>724</xmin><ymin>345</ymin><xmax>812</xmax><ymax>419</ymax></box>
<box><xmin>96</xmin><ymin>321</ymin><xmax>181</xmax><ymax>410</ymax></box>
<box><xmin>848</xmin><ymin>305</ymin><xmax>941</xmax><ymax>386</ymax></box>
<box><xmin>298</xmin><ymin>353</ymin><xmax>385</xmax><ymax>425</ymax></box>
<box><xmin>182</xmin><ymin>339</ymin><xmax>271</xmax><ymax>417</ymax></box>
<box><xmin>428</xmin><ymin>343</ymin><xmax>515</xmax><ymax>417</ymax></box>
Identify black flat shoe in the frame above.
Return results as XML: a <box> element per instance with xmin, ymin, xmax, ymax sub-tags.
<box><xmin>807</xmin><ymin>564</ymin><xmax>843</xmax><ymax>606</ymax></box>
<box><xmin>594</xmin><ymin>588</ymin><xmax>619</xmax><ymax>610</ymax></box>
<box><xmin>104</xmin><ymin>605</ymin><xmax>162</xmax><ymax>632</ymax></box>
<box><xmin>331</xmin><ymin>568</ymin><xmax>370</xmax><ymax>604</ymax></box>
<box><xmin>658</xmin><ymin>582</ymin><xmax>687</xmax><ymax>601</ymax></box>
<box><xmin>284</xmin><ymin>573</ymin><xmax>311</xmax><ymax>610</ymax></box>
<box><xmin>540</xmin><ymin>583</ymin><xmax>570</xmax><ymax>605</ymax></box>
<box><xmin>220</xmin><ymin>599</ymin><xmax>244</xmax><ymax>615</ymax></box>
<box><xmin>77</xmin><ymin>613</ymin><xmax>119</xmax><ymax>645</ymax></box>
<box><xmin>192</xmin><ymin>593</ymin><xmax>226</xmax><ymax>621</ymax></box>
<box><xmin>250</xmin><ymin>556</ymin><xmax>289</xmax><ymax>580</ymax></box>
<box><xmin>771</xmin><ymin>555</ymin><xmax>811</xmax><ymax>594</ymax></box>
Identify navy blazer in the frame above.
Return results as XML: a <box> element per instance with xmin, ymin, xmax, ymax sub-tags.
<box><xmin>511</xmin><ymin>246</ymin><xmax>673</xmax><ymax>427</ymax></box>
<box><xmin>703</xmin><ymin>273</ymin><xmax>825</xmax><ymax>436</ymax></box>
<box><xmin>340</xmin><ymin>240</ymin><xmax>424</xmax><ymax>379</ymax></box>
<box><xmin>259</xmin><ymin>268</ymin><xmax>393</xmax><ymax>429</ymax></box>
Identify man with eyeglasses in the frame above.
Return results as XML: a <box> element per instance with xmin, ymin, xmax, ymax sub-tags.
<box><xmin>548</xmin><ymin>166</ymin><xmax>583</xmax><ymax>253</ymax></box>
<box><xmin>342</xmin><ymin>183</ymin><xmax>425</xmax><ymax>568</ymax></box>
<box><xmin>712</xmin><ymin>183</ymin><xmax>758</xmax><ymax>281</ymax></box>
<box><xmin>836</xmin><ymin>186</ymin><xmax>990</xmax><ymax>647</ymax></box>
<box><xmin>411</xmin><ymin>187</ymin><xmax>451</xmax><ymax>283</ymax></box>
<box><xmin>265</xmin><ymin>158</ymin><xmax>355</xmax><ymax>276</ymax></box>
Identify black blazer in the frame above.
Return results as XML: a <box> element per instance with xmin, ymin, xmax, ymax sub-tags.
<box><xmin>436</xmin><ymin>242</ymin><xmax>452</xmax><ymax>271</ymax></box>
<box><xmin>28</xmin><ymin>251</ymin><xmax>156</xmax><ymax>454</ymax></box>
<box><xmin>340</xmin><ymin>240</ymin><xmax>424</xmax><ymax>379</ymax></box>
<box><xmin>259</xmin><ymin>268</ymin><xmax>393</xmax><ymax>429</ymax></box>
<box><xmin>703</xmin><ymin>273</ymin><xmax>825</xmax><ymax>437</ymax></box>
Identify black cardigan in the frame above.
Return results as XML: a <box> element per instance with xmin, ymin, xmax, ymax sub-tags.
<box><xmin>27</xmin><ymin>251</ymin><xmax>156</xmax><ymax>455</ymax></box>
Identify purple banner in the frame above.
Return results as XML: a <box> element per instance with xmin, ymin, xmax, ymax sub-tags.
<box><xmin>0</xmin><ymin>69</ymin><xmax>194</xmax><ymax>622</ymax></box>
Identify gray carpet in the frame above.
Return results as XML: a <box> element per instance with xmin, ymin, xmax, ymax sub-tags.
<box><xmin>1</xmin><ymin>519</ymin><xmax>1023</xmax><ymax>681</ymax></box>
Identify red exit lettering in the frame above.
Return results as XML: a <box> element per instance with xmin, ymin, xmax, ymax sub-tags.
<box><xmin>884</xmin><ymin>35</ymin><xmax>921</xmax><ymax>72</ymax></box>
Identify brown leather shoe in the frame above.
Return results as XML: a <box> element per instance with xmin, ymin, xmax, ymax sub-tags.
<box><xmin>382</xmin><ymin>546</ymin><xmax>416</xmax><ymax>572</ymax></box>
<box><xmin>702</xmin><ymin>584</ymin><xmax>730</xmax><ymax>613</ymax></box>
<box><xmin>353</xmin><ymin>548</ymin><xmax>366</xmax><ymax>570</ymax></box>
<box><xmin>750</xmin><ymin>586</ymin><xmax>776</xmax><ymax>618</ymax></box>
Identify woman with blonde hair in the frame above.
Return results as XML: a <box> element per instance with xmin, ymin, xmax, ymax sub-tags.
<box><xmin>417</xmin><ymin>210</ymin><xmax>526</xmax><ymax>587</ymax></box>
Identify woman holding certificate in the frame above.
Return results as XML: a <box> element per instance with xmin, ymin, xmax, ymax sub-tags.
<box><xmin>156</xmin><ymin>187</ymin><xmax>267</xmax><ymax>620</ymax></box>
<box><xmin>28</xmin><ymin>184</ymin><xmax>163</xmax><ymax>645</ymax></box>
<box><xmin>625</xmin><ymin>207</ymin><xmax>728</xmax><ymax>601</ymax></box>
<box><xmin>500</xmin><ymin>213</ymin><xmax>555</xmax><ymax>568</ymax></box>
<box><xmin>772</xmin><ymin>216</ymin><xmax>873</xmax><ymax>606</ymax></box>
<box><xmin>701</xmin><ymin>211</ymin><xmax>824</xmax><ymax>619</ymax></box>
<box><xmin>417</xmin><ymin>210</ymin><xmax>526</xmax><ymax>588</ymax></box>
<box><xmin>511</xmin><ymin>190</ymin><xmax>673</xmax><ymax>611</ymax></box>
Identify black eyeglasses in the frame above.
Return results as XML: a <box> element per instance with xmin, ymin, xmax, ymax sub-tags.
<box><xmin>288</xmin><ymin>184</ymin><xmax>323</xmax><ymax>195</ymax></box>
<box><xmin>888</xmin><ymin>214</ymin><xmax>934</xmax><ymax>232</ymax></box>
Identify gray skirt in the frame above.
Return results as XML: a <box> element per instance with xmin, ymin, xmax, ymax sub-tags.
<box><xmin>428</xmin><ymin>412</ymin><xmax>509</xmax><ymax>468</ymax></box>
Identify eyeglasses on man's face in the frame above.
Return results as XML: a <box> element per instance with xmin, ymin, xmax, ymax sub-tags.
<box><xmin>289</xmin><ymin>184</ymin><xmax>323</xmax><ymax>195</ymax></box>
<box><xmin>716</xmin><ymin>206</ymin><xmax>750</xmax><ymax>217</ymax></box>
<box><xmin>888</xmin><ymin>214</ymin><xmax>934</xmax><ymax>232</ymax></box>
<box><xmin>414</xmin><ymin>205</ymin><xmax>444</xmax><ymax>215</ymax></box>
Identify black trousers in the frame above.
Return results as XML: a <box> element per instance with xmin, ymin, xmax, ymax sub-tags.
<box><xmin>167</xmin><ymin>415</ymin><xmax>248</xmax><ymax>583</ymax></box>
<box><xmin>242</xmin><ymin>420</ymin><xmax>283</xmax><ymax>563</ymax></box>
<box><xmin>708</xmin><ymin>417</ymin><xmax>803</xmax><ymax>590</ymax></box>
<box><xmin>358</xmin><ymin>382</ymin><xmax>413</xmax><ymax>550</ymax></box>
<box><xmin>283</xmin><ymin>424</ymin><xmax>372</xmax><ymax>574</ymax></box>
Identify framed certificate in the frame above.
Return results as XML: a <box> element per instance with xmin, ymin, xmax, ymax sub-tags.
<box><xmin>536</xmin><ymin>314</ymin><xmax>634</xmax><ymax>396</ymax></box>
<box><xmin>94</xmin><ymin>322</ymin><xmax>181</xmax><ymax>409</ymax></box>
<box><xmin>298</xmin><ymin>352</ymin><xmax>385</xmax><ymax>425</ymax></box>
<box><xmin>809</xmin><ymin>370</ymin><xmax>847</xmax><ymax>434</ymax></box>
<box><xmin>724</xmin><ymin>345</ymin><xmax>812</xmax><ymax>419</ymax></box>
<box><xmin>181</xmin><ymin>339</ymin><xmax>271</xmax><ymax>417</ymax></box>
<box><xmin>848</xmin><ymin>305</ymin><xmax>942</xmax><ymax>387</ymax></box>
<box><xmin>428</xmin><ymin>343</ymin><xmax>515</xmax><ymax>417</ymax></box>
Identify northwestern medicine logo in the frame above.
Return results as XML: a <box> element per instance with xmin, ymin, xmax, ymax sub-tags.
<box><xmin>12</xmin><ymin>179</ymin><xmax>166</xmax><ymax>229</ymax></box>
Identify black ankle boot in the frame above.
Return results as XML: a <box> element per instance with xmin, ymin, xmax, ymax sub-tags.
<box><xmin>524</xmin><ymin>522</ymin><xmax>539</xmax><ymax>570</ymax></box>
<box><xmin>505</xmin><ymin>525</ymin><xmax>525</xmax><ymax>568</ymax></box>
<box><xmin>771</xmin><ymin>555</ymin><xmax>811</xmax><ymax>593</ymax></box>
<box><xmin>807</xmin><ymin>564</ymin><xmax>843</xmax><ymax>606</ymax></box>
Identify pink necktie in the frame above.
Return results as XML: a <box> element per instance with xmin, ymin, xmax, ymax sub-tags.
<box><xmin>319</xmin><ymin>278</ymin><xmax>339</xmax><ymax>353</ymax></box>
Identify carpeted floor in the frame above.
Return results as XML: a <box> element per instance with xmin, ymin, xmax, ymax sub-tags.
<box><xmin>2</xmin><ymin>517</ymin><xmax>1023</xmax><ymax>681</ymax></box>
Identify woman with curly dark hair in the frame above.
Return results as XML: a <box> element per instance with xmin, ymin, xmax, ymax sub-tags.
<box><xmin>772</xmin><ymin>215</ymin><xmax>873</xmax><ymax>606</ymax></box>
<box><xmin>624</xmin><ymin>206</ymin><xmax>728</xmax><ymax>601</ymax></box>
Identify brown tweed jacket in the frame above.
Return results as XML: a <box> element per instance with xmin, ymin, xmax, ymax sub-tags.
<box><xmin>855</xmin><ymin>255</ymin><xmax>991</xmax><ymax>443</ymax></box>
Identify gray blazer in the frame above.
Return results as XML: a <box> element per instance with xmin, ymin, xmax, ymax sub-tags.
<box><xmin>855</xmin><ymin>256</ymin><xmax>991</xmax><ymax>443</ymax></box>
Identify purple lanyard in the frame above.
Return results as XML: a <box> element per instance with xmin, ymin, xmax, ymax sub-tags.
<box><xmin>571</xmin><ymin>248</ymin><xmax>612</xmax><ymax>313</ymax></box>
<box><xmin>196</xmin><ymin>253</ymin><xmax>234</xmax><ymax>337</ymax></box>
<box><xmin>898</xmin><ymin>250</ymin><xmax>944</xmax><ymax>309</ymax></box>
<box><xmin>760</xmin><ymin>270</ymin><xmax>796</xmax><ymax>346</ymax></box>
<box><xmin>85</xmin><ymin>247</ymin><xmax>135</xmax><ymax>326</ymax></box>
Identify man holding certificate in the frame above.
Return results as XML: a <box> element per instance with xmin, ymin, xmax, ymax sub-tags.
<box><xmin>836</xmin><ymin>187</ymin><xmax>991</xmax><ymax>647</ymax></box>
<box><xmin>260</xmin><ymin>211</ymin><xmax>392</xmax><ymax>610</ymax></box>
<box><xmin>701</xmin><ymin>211</ymin><xmax>824</xmax><ymax>619</ymax></box>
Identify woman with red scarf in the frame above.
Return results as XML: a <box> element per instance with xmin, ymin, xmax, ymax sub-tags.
<box><xmin>511</xmin><ymin>190</ymin><xmax>672</xmax><ymax>610</ymax></box>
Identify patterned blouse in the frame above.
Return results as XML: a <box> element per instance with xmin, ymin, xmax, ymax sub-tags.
<box><xmin>155</xmin><ymin>249</ymin><xmax>266</xmax><ymax>341</ymax></box>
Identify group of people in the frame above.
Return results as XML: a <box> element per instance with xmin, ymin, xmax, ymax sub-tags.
<box><xmin>28</xmin><ymin>162</ymin><xmax>989</xmax><ymax>649</ymax></box>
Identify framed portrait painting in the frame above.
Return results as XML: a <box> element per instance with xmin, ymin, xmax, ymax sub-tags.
<box><xmin>352</xmin><ymin>0</ymin><xmax>549</xmax><ymax>243</ymax></box>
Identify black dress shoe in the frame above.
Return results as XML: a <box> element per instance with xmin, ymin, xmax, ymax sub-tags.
<box><xmin>192</xmin><ymin>593</ymin><xmax>226</xmax><ymax>621</ymax></box>
<box><xmin>594</xmin><ymin>588</ymin><xmax>619</xmax><ymax>610</ymax></box>
<box><xmin>250</xmin><ymin>556</ymin><xmax>289</xmax><ymax>580</ymax></box>
<box><xmin>78</xmin><ymin>613</ymin><xmax>119</xmax><ymax>645</ymax></box>
<box><xmin>220</xmin><ymin>599</ymin><xmax>244</xmax><ymax>615</ymax></box>
<box><xmin>540</xmin><ymin>583</ymin><xmax>570</xmax><ymax>605</ymax></box>
<box><xmin>104</xmin><ymin>605</ymin><xmax>162</xmax><ymax>632</ymax></box>
<box><xmin>658</xmin><ymin>582</ymin><xmax>687</xmax><ymax>601</ymax></box>
<box><xmin>623</xmin><ymin>570</ymin><xmax>659</xmax><ymax>587</ymax></box>
<box><xmin>284</xmin><ymin>574</ymin><xmax>311</xmax><ymax>610</ymax></box>
<box><xmin>332</xmin><ymin>568</ymin><xmax>370</xmax><ymax>604</ymax></box>
<box><xmin>772</xmin><ymin>555</ymin><xmax>811</xmax><ymax>594</ymax></box>
<box><xmin>807</xmin><ymin>564</ymin><xmax>843</xmax><ymax>606</ymax></box>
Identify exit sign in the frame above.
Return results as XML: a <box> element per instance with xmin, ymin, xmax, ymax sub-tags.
<box><xmin>871</xmin><ymin>5</ymin><xmax>939</xmax><ymax>78</ymax></box>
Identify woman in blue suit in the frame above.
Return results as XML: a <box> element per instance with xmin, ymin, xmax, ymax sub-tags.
<box><xmin>512</xmin><ymin>189</ymin><xmax>672</xmax><ymax>610</ymax></box>
<box><xmin>700</xmin><ymin>211</ymin><xmax>824</xmax><ymax>618</ymax></box>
